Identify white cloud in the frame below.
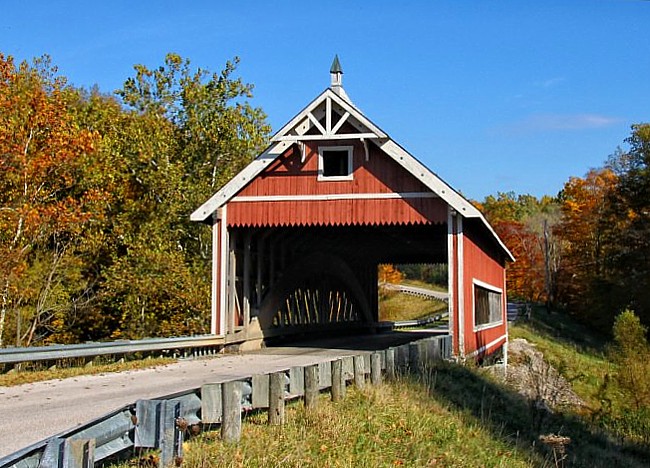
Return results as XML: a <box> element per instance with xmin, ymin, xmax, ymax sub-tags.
<box><xmin>495</xmin><ymin>113</ymin><xmax>622</xmax><ymax>135</ymax></box>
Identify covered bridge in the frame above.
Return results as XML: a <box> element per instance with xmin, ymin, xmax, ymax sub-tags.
<box><xmin>191</xmin><ymin>58</ymin><xmax>514</xmax><ymax>358</ymax></box>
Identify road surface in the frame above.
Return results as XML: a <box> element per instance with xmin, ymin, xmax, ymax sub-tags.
<box><xmin>0</xmin><ymin>331</ymin><xmax>437</xmax><ymax>457</ymax></box>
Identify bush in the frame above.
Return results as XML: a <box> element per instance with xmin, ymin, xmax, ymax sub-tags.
<box><xmin>609</xmin><ymin>309</ymin><xmax>650</xmax><ymax>411</ymax></box>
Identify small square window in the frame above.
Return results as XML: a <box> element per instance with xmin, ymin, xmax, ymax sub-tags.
<box><xmin>318</xmin><ymin>146</ymin><xmax>353</xmax><ymax>180</ymax></box>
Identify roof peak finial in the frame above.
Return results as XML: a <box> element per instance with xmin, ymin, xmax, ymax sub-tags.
<box><xmin>330</xmin><ymin>54</ymin><xmax>343</xmax><ymax>74</ymax></box>
<box><xmin>330</xmin><ymin>54</ymin><xmax>344</xmax><ymax>94</ymax></box>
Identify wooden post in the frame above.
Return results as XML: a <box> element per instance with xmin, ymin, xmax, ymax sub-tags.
<box><xmin>385</xmin><ymin>348</ymin><xmax>396</xmax><ymax>380</ymax></box>
<box><xmin>409</xmin><ymin>343</ymin><xmax>421</xmax><ymax>374</ymax></box>
<box><xmin>304</xmin><ymin>364</ymin><xmax>319</xmax><ymax>409</ymax></box>
<box><xmin>370</xmin><ymin>352</ymin><xmax>382</xmax><ymax>385</ymax></box>
<box><xmin>227</xmin><ymin>231</ymin><xmax>237</xmax><ymax>333</ymax></box>
<box><xmin>221</xmin><ymin>381</ymin><xmax>242</xmax><ymax>443</ymax></box>
<box><xmin>331</xmin><ymin>359</ymin><xmax>344</xmax><ymax>401</ymax></box>
<box><xmin>269</xmin><ymin>372</ymin><xmax>285</xmax><ymax>425</ymax></box>
<box><xmin>256</xmin><ymin>237</ymin><xmax>264</xmax><ymax>308</ymax></box>
<box><xmin>243</xmin><ymin>232</ymin><xmax>252</xmax><ymax>326</ymax></box>
<box><xmin>354</xmin><ymin>355</ymin><xmax>365</xmax><ymax>389</ymax></box>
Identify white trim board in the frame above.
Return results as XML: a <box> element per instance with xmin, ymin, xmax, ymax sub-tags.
<box><xmin>465</xmin><ymin>334</ymin><xmax>508</xmax><ymax>360</ymax></box>
<box><xmin>472</xmin><ymin>278</ymin><xmax>504</xmax><ymax>332</ymax></box>
<box><xmin>230</xmin><ymin>192</ymin><xmax>439</xmax><ymax>203</ymax></box>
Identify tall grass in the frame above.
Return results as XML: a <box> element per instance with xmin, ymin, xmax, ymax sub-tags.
<box><xmin>174</xmin><ymin>380</ymin><xmax>538</xmax><ymax>468</ymax></box>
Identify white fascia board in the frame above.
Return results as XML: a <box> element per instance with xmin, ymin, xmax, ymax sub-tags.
<box><xmin>271</xmin><ymin>89</ymin><xmax>331</xmax><ymax>140</ymax></box>
<box><xmin>376</xmin><ymin>139</ymin><xmax>515</xmax><ymax>262</ymax></box>
<box><xmin>190</xmin><ymin>140</ymin><xmax>292</xmax><ymax>221</ymax></box>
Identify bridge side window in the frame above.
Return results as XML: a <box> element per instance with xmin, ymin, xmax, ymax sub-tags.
<box><xmin>318</xmin><ymin>145</ymin><xmax>353</xmax><ymax>181</ymax></box>
<box><xmin>473</xmin><ymin>280</ymin><xmax>502</xmax><ymax>329</ymax></box>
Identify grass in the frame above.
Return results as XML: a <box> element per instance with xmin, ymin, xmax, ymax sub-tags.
<box><xmin>0</xmin><ymin>356</ymin><xmax>176</xmax><ymax>387</ymax></box>
<box><xmin>378</xmin><ymin>289</ymin><xmax>447</xmax><ymax>322</ymax></box>
<box><xmin>104</xmin><ymin>306</ymin><xmax>648</xmax><ymax>467</ymax></box>
<box><xmin>139</xmin><ymin>380</ymin><xmax>539</xmax><ymax>468</ymax></box>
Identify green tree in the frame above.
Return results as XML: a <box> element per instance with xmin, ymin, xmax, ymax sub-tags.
<box><xmin>606</xmin><ymin>124</ymin><xmax>650</xmax><ymax>328</ymax></box>
<box><xmin>90</xmin><ymin>53</ymin><xmax>271</xmax><ymax>339</ymax></box>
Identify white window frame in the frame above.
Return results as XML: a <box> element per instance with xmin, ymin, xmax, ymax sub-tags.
<box><xmin>472</xmin><ymin>278</ymin><xmax>504</xmax><ymax>331</ymax></box>
<box><xmin>318</xmin><ymin>145</ymin><xmax>353</xmax><ymax>181</ymax></box>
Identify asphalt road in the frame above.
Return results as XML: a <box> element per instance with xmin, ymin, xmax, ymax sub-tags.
<box><xmin>0</xmin><ymin>331</ymin><xmax>438</xmax><ymax>458</ymax></box>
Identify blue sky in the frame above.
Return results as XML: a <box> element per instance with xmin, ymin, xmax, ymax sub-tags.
<box><xmin>3</xmin><ymin>1</ymin><xmax>649</xmax><ymax>200</ymax></box>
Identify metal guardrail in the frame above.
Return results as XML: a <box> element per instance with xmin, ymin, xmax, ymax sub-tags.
<box><xmin>0</xmin><ymin>335</ymin><xmax>452</xmax><ymax>468</ymax></box>
<box><xmin>382</xmin><ymin>283</ymin><xmax>449</xmax><ymax>302</ymax></box>
<box><xmin>392</xmin><ymin>311</ymin><xmax>449</xmax><ymax>329</ymax></box>
<box><xmin>0</xmin><ymin>335</ymin><xmax>225</xmax><ymax>367</ymax></box>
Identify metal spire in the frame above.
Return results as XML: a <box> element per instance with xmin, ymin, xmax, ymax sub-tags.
<box><xmin>330</xmin><ymin>55</ymin><xmax>343</xmax><ymax>91</ymax></box>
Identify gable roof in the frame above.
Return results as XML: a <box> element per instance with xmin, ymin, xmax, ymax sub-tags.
<box><xmin>191</xmin><ymin>80</ymin><xmax>514</xmax><ymax>262</ymax></box>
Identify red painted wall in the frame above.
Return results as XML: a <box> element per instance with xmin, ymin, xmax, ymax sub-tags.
<box><xmin>462</xmin><ymin>222</ymin><xmax>508</xmax><ymax>356</ymax></box>
<box><xmin>226</xmin><ymin>140</ymin><xmax>447</xmax><ymax>227</ymax></box>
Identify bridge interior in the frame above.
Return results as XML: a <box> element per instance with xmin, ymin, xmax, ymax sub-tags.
<box><xmin>225</xmin><ymin>222</ymin><xmax>448</xmax><ymax>340</ymax></box>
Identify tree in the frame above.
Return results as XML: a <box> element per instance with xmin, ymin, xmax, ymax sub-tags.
<box><xmin>556</xmin><ymin>168</ymin><xmax>619</xmax><ymax>326</ymax></box>
<box><xmin>606</xmin><ymin>124</ymin><xmax>650</xmax><ymax>328</ymax></box>
<box><xmin>0</xmin><ymin>54</ymin><xmax>104</xmax><ymax>346</ymax></box>
<box><xmin>90</xmin><ymin>53</ymin><xmax>271</xmax><ymax>339</ymax></box>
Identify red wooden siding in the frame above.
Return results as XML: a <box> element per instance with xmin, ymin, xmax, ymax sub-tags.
<box><xmin>227</xmin><ymin>140</ymin><xmax>446</xmax><ymax>227</ymax></box>
<box><xmin>462</xmin><ymin>223</ymin><xmax>508</xmax><ymax>356</ymax></box>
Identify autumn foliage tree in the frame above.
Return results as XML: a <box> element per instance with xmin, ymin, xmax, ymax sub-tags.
<box><xmin>0</xmin><ymin>54</ymin><xmax>104</xmax><ymax>346</ymax></box>
<box><xmin>477</xmin><ymin>192</ymin><xmax>560</xmax><ymax>304</ymax></box>
<box><xmin>0</xmin><ymin>52</ymin><xmax>270</xmax><ymax>346</ymax></box>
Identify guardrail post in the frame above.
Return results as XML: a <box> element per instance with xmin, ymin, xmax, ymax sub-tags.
<box><xmin>304</xmin><ymin>364</ymin><xmax>319</xmax><ymax>409</ymax></box>
<box><xmin>353</xmin><ymin>355</ymin><xmax>365</xmax><ymax>389</ymax></box>
<box><xmin>268</xmin><ymin>372</ymin><xmax>285</xmax><ymax>425</ymax></box>
<box><xmin>159</xmin><ymin>401</ymin><xmax>182</xmax><ymax>468</ymax></box>
<box><xmin>221</xmin><ymin>381</ymin><xmax>242</xmax><ymax>443</ymax></box>
<box><xmin>64</xmin><ymin>439</ymin><xmax>95</xmax><ymax>468</ymax></box>
<box><xmin>385</xmin><ymin>348</ymin><xmax>396</xmax><ymax>380</ymax></box>
<box><xmin>370</xmin><ymin>352</ymin><xmax>382</xmax><ymax>385</ymax></box>
<box><xmin>41</xmin><ymin>438</ymin><xmax>64</xmax><ymax>468</ymax></box>
<box><xmin>134</xmin><ymin>399</ymin><xmax>182</xmax><ymax>468</ymax></box>
<box><xmin>331</xmin><ymin>359</ymin><xmax>344</xmax><ymax>401</ymax></box>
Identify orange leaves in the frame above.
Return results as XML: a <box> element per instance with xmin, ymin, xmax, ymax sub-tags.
<box><xmin>379</xmin><ymin>264</ymin><xmax>404</xmax><ymax>284</ymax></box>
<box><xmin>493</xmin><ymin>220</ymin><xmax>545</xmax><ymax>301</ymax></box>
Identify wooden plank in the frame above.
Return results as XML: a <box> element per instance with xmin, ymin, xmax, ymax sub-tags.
<box><xmin>370</xmin><ymin>352</ymin><xmax>382</xmax><ymax>385</ymax></box>
<box><xmin>201</xmin><ymin>383</ymin><xmax>222</xmax><ymax>423</ymax></box>
<box><xmin>353</xmin><ymin>355</ymin><xmax>365</xmax><ymax>389</ymax></box>
<box><xmin>221</xmin><ymin>381</ymin><xmax>242</xmax><ymax>443</ymax></box>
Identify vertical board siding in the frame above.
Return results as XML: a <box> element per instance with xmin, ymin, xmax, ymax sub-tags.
<box><xmin>462</xmin><ymin>223</ymin><xmax>508</xmax><ymax>356</ymax></box>
<box><xmin>227</xmin><ymin>141</ymin><xmax>446</xmax><ymax>227</ymax></box>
